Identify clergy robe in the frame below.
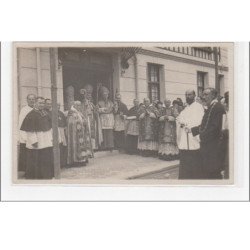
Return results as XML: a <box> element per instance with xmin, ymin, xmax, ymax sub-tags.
<box><xmin>158</xmin><ymin>106</ymin><xmax>179</xmax><ymax>160</ymax></box>
<box><xmin>191</xmin><ymin>100</ymin><xmax>225</xmax><ymax>179</ymax></box>
<box><xmin>18</xmin><ymin>105</ymin><xmax>33</xmax><ymax>172</ymax></box>
<box><xmin>58</xmin><ymin>109</ymin><xmax>67</xmax><ymax>144</ymax></box>
<box><xmin>58</xmin><ymin>110</ymin><xmax>67</xmax><ymax>167</ymax></box>
<box><xmin>67</xmin><ymin>107</ymin><xmax>92</xmax><ymax>166</ymax></box>
<box><xmin>81</xmin><ymin>100</ymin><xmax>103</xmax><ymax>150</ymax></box>
<box><xmin>138</xmin><ymin>105</ymin><xmax>159</xmax><ymax>156</ymax></box>
<box><xmin>20</xmin><ymin>109</ymin><xmax>53</xmax><ymax>179</ymax></box>
<box><xmin>114</xmin><ymin>101</ymin><xmax>128</xmax><ymax>150</ymax></box>
<box><xmin>176</xmin><ymin>101</ymin><xmax>204</xmax><ymax>179</ymax></box>
<box><xmin>98</xmin><ymin>99</ymin><xmax>115</xmax><ymax>150</ymax></box>
<box><xmin>45</xmin><ymin>109</ymin><xmax>68</xmax><ymax>167</ymax></box>
<box><xmin>125</xmin><ymin>105</ymin><xmax>140</xmax><ymax>154</ymax></box>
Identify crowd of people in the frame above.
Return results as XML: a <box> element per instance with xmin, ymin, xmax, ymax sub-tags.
<box><xmin>18</xmin><ymin>83</ymin><xmax>229</xmax><ymax>180</ymax></box>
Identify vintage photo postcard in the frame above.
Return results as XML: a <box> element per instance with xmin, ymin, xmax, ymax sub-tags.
<box><xmin>12</xmin><ymin>42</ymin><xmax>234</xmax><ymax>185</ymax></box>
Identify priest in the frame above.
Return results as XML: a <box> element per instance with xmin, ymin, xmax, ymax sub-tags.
<box><xmin>125</xmin><ymin>99</ymin><xmax>140</xmax><ymax>154</ymax></box>
<box><xmin>67</xmin><ymin>101</ymin><xmax>92</xmax><ymax>167</ymax></box>
<box><xmin>80</xmin><ymin>86</ymin><xmax>103</xmax><ymax>151</ymax></box>
<box><xmin>138</xmin><ymin>98</ymin><xmax>159</xmax><ymax>157</ymax></box>
<box><xmin>113</xmin><ymin>93</ymin><xmax>128</xmax><ymax>151</ymax></box>
<box><xmin>20</xmin><ymin>97</ymin><xmax>54</xmax><ymax>179</ymax></box>
<box><xmin>57</xmin><ymin>103</ymin><xmax>67</xmax><ymax>168</ymax></box>
<box><xmin>18</xmin><ymin>94</ymin><xmax>36</xmax><ymax>172</ymax></box>
<box><xmin>98</xmin><ymin>86</ymin><xmax>115</xmax><ymax>151</ymax></box>
<box><xmin>176</xmin><ymin>90</ymin><xmax>204</xmax><ymax>179</ymax></box>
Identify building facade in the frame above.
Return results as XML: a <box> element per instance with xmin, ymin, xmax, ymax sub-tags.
<box><xmin>16</xmin><ymin>45</ymin><xmax>230</xmax><ymax>111</ymax></box>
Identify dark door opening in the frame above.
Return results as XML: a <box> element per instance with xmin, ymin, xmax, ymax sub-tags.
<box><xmin>63</xmin><ymin>66</ymin><xmax>113</xmax><ymax>105</ymax></box>
<box><xmin>59</xmin><ymin>48</ymin><xmax>113</xmax><ymax>110</ymax></box>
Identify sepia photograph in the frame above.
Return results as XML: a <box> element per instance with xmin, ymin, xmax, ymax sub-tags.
<box><xmin>13</xmin><ymin>42</ymin><xmax>234</xmax><ymax>185</ymax></box>
<box><xmin>1</xmin><ymin>2</ymin><xmax>250</xmax><ymax>250</ymax></box>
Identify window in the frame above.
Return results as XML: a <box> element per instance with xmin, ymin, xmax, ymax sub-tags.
<box><xmin>197</xmin><ymin>71</ymin><xmax>207</xmax><ymax>97</ymax></box>
<box><xmin>148</xmin><ymin>64</ymin><xmax>160</xmax><ymax>102</ymax></box>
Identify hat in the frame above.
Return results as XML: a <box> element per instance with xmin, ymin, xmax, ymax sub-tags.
<box><xmin>99</xmin><ymin>86</ymin><xmax>109</xmax><ymax>95</ymax></box>
<box><xmin>79</xmin><ymin>89</ymin><xmax>87</xmax><ymax>95</ymax></box>
<box><xmin>172</xmin><ymin>100</ymin><xmax>179</xmax><ymax>105</ymax></box>
<box><xmin>83</xmin><ymin>84</ymin><xmax>93</xmax><ymax>93</ymax></box>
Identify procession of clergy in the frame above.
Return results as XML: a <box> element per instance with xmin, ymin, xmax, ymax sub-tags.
<box><xmin>19</xmin><ymin>84</ymin><xmax>229</xmax><ymax>180</ymax></box>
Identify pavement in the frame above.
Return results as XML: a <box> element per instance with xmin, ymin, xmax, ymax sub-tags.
<box><xmin>60</xmin><ymin>150</ymin><xmax>179</xmax><ymax>180</ymax></box>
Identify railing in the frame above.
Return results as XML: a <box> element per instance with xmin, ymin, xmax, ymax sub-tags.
<box><xmin>157</xmin><ymin>47</ymin><xmax>221</xmax><ymax>62</ymax></box>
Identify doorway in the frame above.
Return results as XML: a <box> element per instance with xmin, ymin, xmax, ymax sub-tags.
<box><xmin>59</xmin><ymin>48</ymin><xmax>113</xmax><ymax>109</ymax></box>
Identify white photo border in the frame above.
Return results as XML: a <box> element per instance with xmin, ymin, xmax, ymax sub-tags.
<box><xmin>1</xmin><ymin>42</ymin><xmax>249</xmax><ymax>201</ymax></box>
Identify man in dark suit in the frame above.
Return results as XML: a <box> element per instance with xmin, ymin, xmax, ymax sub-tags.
<box><xmin>185</xmin><ymin>88</ymin><xmax>225</xmax><ymax>179</ymax></box>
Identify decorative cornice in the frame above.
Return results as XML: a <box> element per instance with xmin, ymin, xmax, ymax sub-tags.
<box><xmin>138</xmin><ymin>49</ymin><xmax>228</xmax><ymax>72</ymax></box>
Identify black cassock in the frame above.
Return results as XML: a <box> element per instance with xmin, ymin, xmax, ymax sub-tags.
<box><xmin>114</xmin><ymin>101</ymin><xmax>128</xmax><ymax>150</ymax></box>
<box><xmin>191</xmin><ymin>101</ymin><xmax>225</xmax><ymax>179</ymax></box>
<box><xmin>20</xmin><ymin>109</ymin><xmax>54</xmax><ymax>179</ymax></box>
<box><xmin>58</xmin><ymin>110</ymin><xmax>67</xmax><ymax>168</ymax></box>
<box><xmin>125</xmin><ymin>106</ymin><xmax>139</xmax><ymax>154</ymax></box>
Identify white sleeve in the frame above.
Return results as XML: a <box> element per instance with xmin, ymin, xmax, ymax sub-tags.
<box><xmin>18</xmin><ymin>109</ymin><xmax>25</xmax><ymax>129</ymax></box>
<box><xmin>26</xmin><ymin>132</ymin><xmax>38</xmax><ymax>147</ymax></box>
<box><xmin>192</xmin><ymin>104</ymin><xmax>204</xmax><ymax>126</ymax></box>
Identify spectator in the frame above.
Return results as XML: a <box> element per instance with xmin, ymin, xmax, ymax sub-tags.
<box><xmin>44</xmin><ymin>98</ymin><xmax>52</xmax><ymax>117</ymax></box>
<box><xmin>189</xmin><ymin>88</ymin><xmax>225</xmax><ymax>179</ymax></box>
<box><xmin>220</xmin><ymin>91</ymin><xmax>229</xmax><ymax>179</ymax></box>
<box><xmin>156</xmin><ymin>101</ymin><xmax>163</xmax><ymax>111</ymax></box>
<box><xmin>176</xmin><ymin>97</ymin><xmax>184</xmax><ymax>112</ymax></box>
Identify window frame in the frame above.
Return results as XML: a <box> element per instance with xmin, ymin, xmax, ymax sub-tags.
<box><xmin>197</xmin><ymin>71</ymin><xmax>207</xmax><ymax>97</ymax></box>
<box><xmin>147</xmin><ymin>63</ymin><xmax>161</xmax><ymax>102</ymax></box>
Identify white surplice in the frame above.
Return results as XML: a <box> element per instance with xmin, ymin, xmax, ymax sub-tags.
<box><xmin>176</xmin><ymin>101</ymin><xmax>204</xmax><ymax>150</ymax></box>
<box><xmin>18</xmin><ymin>105</ymin><xmax>33</xmax><ymax>143</ymax></box>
